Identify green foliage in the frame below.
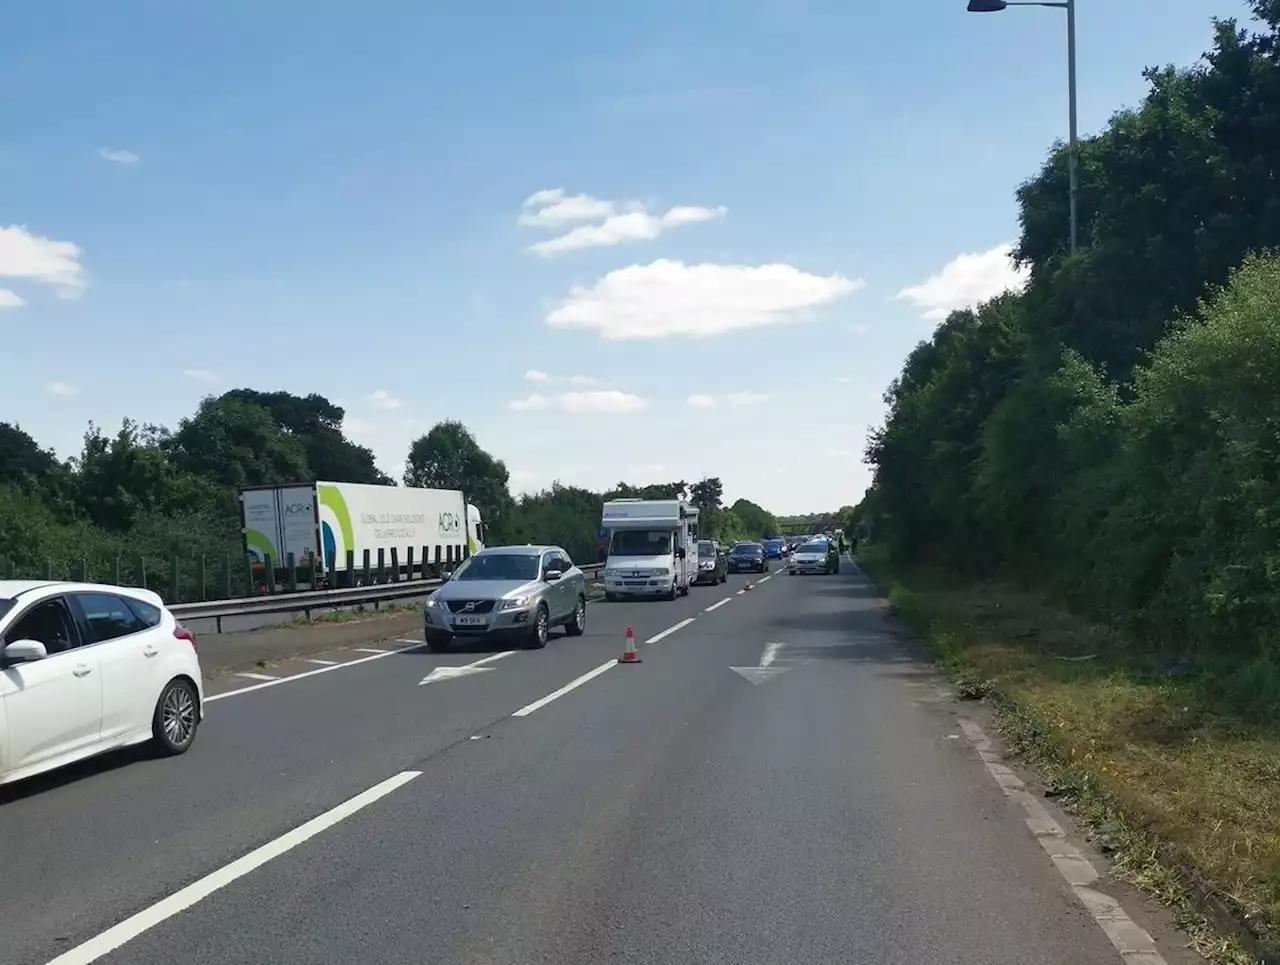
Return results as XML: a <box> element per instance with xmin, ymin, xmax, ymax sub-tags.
<box><xmin>864</xmin><ymin>6</ymin><xmax>1280</xmax><ymax>664</ymax></box>
<box><xmin>1</xmin><ymin>396</ymin><xmax>781</xmax><ymax>599</ymax></box>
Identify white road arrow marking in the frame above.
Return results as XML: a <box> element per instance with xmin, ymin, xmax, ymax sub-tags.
<box><xmin>730</xmin><ymin>641</ymin><xmax>792</xmax><ymax>685</ymax></box>
<box><xmin>419</xmin><ymin>650</ymin><xmax>516</xmax><ymax>686</ymax></box>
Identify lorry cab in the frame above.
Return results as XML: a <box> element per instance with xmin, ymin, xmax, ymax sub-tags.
<box><xmin>466</xmin><ymin>503</ymin><xmax>486</xmax><ymax>556</ymax></box>
<box><xmin>600</xmin><ymin>498</ymin><xmax>699</xmax><ymax>601</ymax></box>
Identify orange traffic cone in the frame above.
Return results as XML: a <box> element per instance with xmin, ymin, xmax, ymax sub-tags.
<box><xmin>619</xmin><ymin>625</ymin><xmax>641</xmax><ymax>663</ymax></box>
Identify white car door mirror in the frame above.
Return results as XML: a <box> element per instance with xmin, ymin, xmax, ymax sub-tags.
<box><xmin>544</xmin><ymin>568</ymin><xmax>564</xmax><ymax>582</ymax></box>
<box><xmin>3</xmin><ymin>639</ymin><xmax>49</xmax><ymax>663</ymax></box>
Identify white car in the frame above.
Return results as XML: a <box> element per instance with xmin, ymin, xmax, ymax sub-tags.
<box><xmin>0</xmin><ymin>580</ymin><xmax>204</xmax><ymax>786</ymax></box>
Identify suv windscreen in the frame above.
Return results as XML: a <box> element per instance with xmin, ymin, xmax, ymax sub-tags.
<box><xmin>453</xmin><ymin>553</ymin><xmax>539</xmax><ymax>581</ymax></box>
<box><xmin>732</xmin><ymin>544</ymin><xmax>762</xmax><ymax>556</ymax></box>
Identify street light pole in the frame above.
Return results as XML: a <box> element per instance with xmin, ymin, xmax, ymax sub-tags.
<box><xmin>967</xmin><ymin>0</ymin><xmax>1079</xmax><ymax>253</ymax></box>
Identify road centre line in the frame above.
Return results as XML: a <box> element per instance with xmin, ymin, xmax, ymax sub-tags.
<box><xmin>646</xmin><ymin>617</ymin><xmax>695</xmax><ymax>644</ymax></box>
<box><xmin>704</xmin><ymin>598</ymin><xmax>731</xmax><ymax>612</ymax></box>
<box><xmin>43</xmin><ymin>770</ymin><xmax>422</xmax><ymax>965</ymax></box>
<box><xmin>512</xmin><ymin>661</ymin><xmax>618</xmax><ymax>717</ymax></box>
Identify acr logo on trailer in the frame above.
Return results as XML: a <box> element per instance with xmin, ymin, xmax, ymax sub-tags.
<box><xmin>284</xmin><ymin>503</ymin><xmax>313</xmax><ymax>515</ymax></box>
<box><xmin>438</xmin><ymin>511</ymin><xmax>462</xmax><ymax>536</ymax></box>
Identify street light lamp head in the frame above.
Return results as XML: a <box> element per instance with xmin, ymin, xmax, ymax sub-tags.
<box><xmin>967</xmin><ymin>0</ymin><xmax>1009</xmax><ymax>11</ymax></box>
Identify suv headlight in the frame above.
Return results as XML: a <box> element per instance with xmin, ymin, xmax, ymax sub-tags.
<box><xmin>500</xmin><ymin>596</ymin><xmax>535</xmax><ymax>610</ymax></box>
<box><xmin>425</xmin><ymin>598</ymin><xmax>441</xmax><ymax>609</ymax></box>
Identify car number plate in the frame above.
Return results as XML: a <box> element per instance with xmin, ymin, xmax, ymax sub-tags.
<box><xmin>453</xmin><ymin>615</ymin><xmax>486</xmax><ymax>626</ymax></box>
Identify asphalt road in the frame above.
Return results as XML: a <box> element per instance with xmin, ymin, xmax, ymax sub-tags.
<box><xmin>1</xmin><ymin>562</ymin><xmax>1186</xmax><ymax>965</ymax></box>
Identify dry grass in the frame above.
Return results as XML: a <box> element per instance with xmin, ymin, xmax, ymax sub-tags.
<box><xmin>858</xmin><ymin>544</ymin><xmax>1280</xmax><ymax>965</ymax></box>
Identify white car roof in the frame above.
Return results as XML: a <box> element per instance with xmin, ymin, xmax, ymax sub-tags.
<box><xmin>0</xmin><ymin>580</ymin><xmax>166</xmax><ymax>608</ymax></box>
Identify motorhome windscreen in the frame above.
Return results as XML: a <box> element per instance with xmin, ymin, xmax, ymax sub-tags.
<box><xmin>610</xmin><ymin>530</ymin><xmax>672</xmax><ymax>556</ymax></box>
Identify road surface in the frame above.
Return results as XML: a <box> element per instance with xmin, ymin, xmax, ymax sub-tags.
<box><xmin>1</xmin><ymin>563</ymin><xmax>1188</xmax><ymax>965</ymax></box>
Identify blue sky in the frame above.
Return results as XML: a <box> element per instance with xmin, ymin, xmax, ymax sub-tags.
<box><xmin>0</xmin><ymin>0</ymin><xmax>1245</xmax><ymax>515</ymax></box>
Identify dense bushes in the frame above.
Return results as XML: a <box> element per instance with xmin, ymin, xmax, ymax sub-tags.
<box><xmin>862</xmin><ymin>2</ymin><xmax>1280</xmax><ymax>661</ymax></box>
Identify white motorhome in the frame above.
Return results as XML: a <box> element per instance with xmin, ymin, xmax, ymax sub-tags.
<box><xmin>239</xmin><ymin>481</ymin><xmax>485</xmax><ymax>581</ymax></box>
<box><xmin>600</xmin><ymin>498</ymin><xmax>700</xmax><ymax>601</ymax></box>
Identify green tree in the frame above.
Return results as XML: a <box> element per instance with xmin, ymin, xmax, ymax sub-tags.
<box><xmin>165</xmin><ymin>395</ymin><xmax>311</xmax><ymax>490</ymax></box>
<box><xmin>404</xmin><ymin>420</ymin><xmax>514</xmax><ymax>540</ymax></box>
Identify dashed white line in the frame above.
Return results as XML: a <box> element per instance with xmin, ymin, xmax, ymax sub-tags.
<box><xmin>646</xmin><ymin>617</ymin><xmax>695</xmax><ymax>643</ymax></box>
<box><xmin>44</xmin><ymin>770</ymin><xmax>422</xmax><ymax>965</ymax></box>
<box><xmin>304</xmin><ymin>659</ymin><xmax>339</xmax><ymax>666</ymax></box>
<box><xmin>704</xmin><ymin>598</ymin><xmax>731</xmax><ymax>612</ymax></box>
<box><xmin>351</xmin><ymin>647</ymin><xmax>389</xmax><ymax>654</ymax></box>
<box><xmin>395</xmin><ymin>638</ymin><xmax>423</xmax><ymax>645</ymax></box>
<box><xmin>955</xmin><ymin>715</ymin><xmax>1170</xmax><ymax>965</ymax></box>
<box><xmin>735</xmin><ymin>588</ymin><xmax>746</xmax><ymax>596</ymax></box>
<box><xmin>512</xmin><ymin>660</ymin><xmax>618</xmax><ymax>717</ymax></box>
<box><xmin>233</xmin><ymin>672</ymin><xmax>277</xmax><ymax>681</ymax></box>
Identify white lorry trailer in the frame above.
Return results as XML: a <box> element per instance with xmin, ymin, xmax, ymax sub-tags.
<box><xmin>600</xmin><ymin>498</ymin><xmax>699</xmax><ymax>601</ymax></box>
<box><xmin>239</xmin><ymin>481</ymin><xmax>485</xmax><ymax>582</ymax></box>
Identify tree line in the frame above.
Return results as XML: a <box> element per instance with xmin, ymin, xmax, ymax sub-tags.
<box><xmin>859</xmin><ymin>0</ymin><xmax>1280</xmax><ymax>662</ymax></box>
<box><xmin>0</xmin><ymin>390</ymin><xmax>792</xmax><ymax>598</ymax></box>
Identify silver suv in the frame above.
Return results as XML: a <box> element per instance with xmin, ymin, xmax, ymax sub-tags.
<box><xmin>423</xmin><ymin>545</ymin><xmax>587</xmax><ymax>651</ymax></box>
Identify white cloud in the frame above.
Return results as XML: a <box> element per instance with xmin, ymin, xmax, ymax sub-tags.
<box><xmin>687</xmin><ymin>394</ymin><xmax>717</xmax><ymax>408</ymax></box>
<box><xmin>546</xmin><ymin>259</ymin><xmax>862</xmax><ymax>340</ymax></box>
<box><xmin>562</xmin><ymin>390</ymin><xmax>647</xmax><ymax>413</ymax></box>
<box><xmin>896</xmin><ymin>242</ymin><xmax>1029</xmax><ymax>322</ymax></box>
<box><xmin>0</xmin><ymin>289</ymin><xmax>25</xmax><ymax>308</ymax></box>
<box><xmin>183</xmin><ymin>368</ymin><xmax>220</xmax><ymax>383</ymax></box>
<box><xmin>508</xmin><ymin>390</ymin><xmax>648</xmax><ymax>414</ymax></box>
<box><xmin>519</xmin><ymin>189</ymin><xmax>616</xmax><ymax>227</ymax></box>
<box><xmin>366</xmin><ymin>389</ymin><xmax>401</xmax><ymax>410</ymax></box>
<box><xmin>0</xmin><ymin>225</ymin><xmax>87</xmax><ymax>300</ymax></box>
<box><xmin>727</xmin><ymin>391</ymin><xmax>768</xmax><ymax>406</ymax></box>
<box><xmin>45</xmin><ymin>381</ymin><xmax>78</xmax><ymax>396</ymax></box>
<box><xmin>509</xmin><ymin>394</ymin><xmax>551</xmax><ymax>411</ymax></box>
<box><xmin>567</xmin><ymin>375</ymin><xmax>597</xmax><ymax>385</ymax></box>
<box><xmin>98</xmin><ymin>147</ymin><xmax>140</xmax><ymax>164</ymax></box>
<box><xmin>528</xmin><ymin>203</ymin><xmax>727</xmax><ymax>257</ymax></box>
<box><xmin>523</xmin><ymin>369</ymin><xmax>551</xmax><ymax>382</ymax></box>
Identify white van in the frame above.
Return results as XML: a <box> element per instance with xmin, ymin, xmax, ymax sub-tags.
<box><xmin>600</xmin><ymin>498</ymin><xmax>700</xmax><ymax>601</ymax></box>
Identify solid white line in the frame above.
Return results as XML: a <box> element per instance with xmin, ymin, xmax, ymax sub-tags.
<box><xmin>955</xmin><ymin>714</ymin><xmax>1170</xmax><ymax>965</ymax></box>
<box><xmin>351</xmin><ymin>647</ymin><xmax>388</xmax><ymax>654</ymax></box>
<box><xmin>704</xmin><ymin>598</ymin><xmax>731</xmax><ymax>613</ymax></box>
<box><xmin>205</xmin><ymin>642</ymin><xmax>425</xmax><ymax>703</ymax></box>
<box><xmin>234</xmin><ymin>672</ymin><xmax>277</xmax><ymax>681</ymax></box>
<box><xmin>304</xmin><ymin>659</ymin><xmax>339</xmax><ymax>666</ymax></box>
<box><xmin>512</xmin><ymin>660</ymin><xmax>617</xmax><ymax>717</ymax></box>
<box><xmin>646</xmin><ymin>617</ymin><xmax>695</xmax><ymax>644</ymax></box>
<box><xmin>44</xmin><ymin>770</ymin><xmax>422</xmax><ymax>965</ymax></box>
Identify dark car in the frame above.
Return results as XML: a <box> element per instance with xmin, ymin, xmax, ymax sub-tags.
<box><xmin>693</xmin><ymin>540</ymin><xmax>728</xmax><ymax>585</ymax></box>
<box><xmin>727</xmin><ymin>541</ymin><xmax>768</xmax><ymax>574</ymax></box>
<box><xmin>762</xmin><ymin>538</ymin><xmax>787</xmax><ymax>560</ymax></box>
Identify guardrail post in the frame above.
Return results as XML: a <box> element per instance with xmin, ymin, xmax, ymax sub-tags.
<box><xmin>362</xmin><ymin>549</ymin><xmax>371</xmax><ymax>586</ymax></box>
<box><xmin>406</xmin><ymin>546</ymin><xmax>415</xmax><ymax>580</ymax></box>
<box><xmin>170</xmin><ymin>555</ymin><xmax>181</xmax><ymax>603</ymax></box>
<box><xmin>389</xmin><ymin>548</ymin><xmax>400</xmax><ymax>583</ymax></box>
<box><xmin>286</xmin><ymin>553</ymin><xmax>298</xmax><ymax>592</ymax></box>
<box><xmin>265</xmin><ymin>554</ymin><xmax>276</xmax><ymax>594</ymax></box>
<box><xmin>1</xmin><ymin>556</ymin><xmax>11</xmax><ymax>579</ymax></box>
<box><xmin>222</xmin><ymin>555</ymin><xmax>232</xmax><ymax>599</ymax></box>
<box><xmin>40</xmin><ymin>560</ymin><xmax>52</xmax><ymax>580</ymax></box>
<box><xmin>420</xmin><ymin>545</ymin><xmax>428</xmax><ymax>578</ymax></box>
<box><xmin>306</xmin><ymin>549</ymin><xmax>317</xmax><ymax>590</ymax></box>
<box><xmin>136</xmin><ymin>554</ymin><xmax>147</xmax><ymax>589</ymax></box>
<box><xmin>433</xmin><ymin>545</ymin><xmax>442</xmax><ymax>578</ymax></box>
<box><xmin>197</xmin><ymin>555</ymin><xmax>207</xmax><ymax>601</ymax></box>
<box><xmin>344</xmin><ymin>550</ymin><xmax>355</xmax><ymax>588</ymax></box>
<box><xmin>376</xmin><ymin>549</ymin><xmax>386</xmax><ymax>584</ymax></box>
<box><xmin>112</xmin><ymin>555</ymin><xmax>121</xmax><ymax>585</ymax></box>
<box><xmin>72</xmin><ymin>558</ymin><xmax>87</xmax><ymax>583</ymax></box>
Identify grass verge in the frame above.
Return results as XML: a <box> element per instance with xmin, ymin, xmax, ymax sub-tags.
<box><xmin>857</xmin><ymin>543</ymin><xmax>1279</xmax><ymax>965</ymax></box>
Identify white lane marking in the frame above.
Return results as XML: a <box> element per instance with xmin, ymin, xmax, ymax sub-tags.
<box><xmin>704</xmin><ymin>598</ymin><xmax>731</xmax><ymax>612</ymax></box>
<box><xmin>955</xmin><ymin>715</ymin><xmax>1170</xmax><ymax>965</ymax></box>
<box><xmin>205</xmin><ymin>642</ymin><xmax>426</xmax><ymax>703</ymax></box>
<box><xmin>44</xmin><ymin>770</ymin><xmax>421</xmax><ymax>965</ymax></box>
<box><xmin>418</xmin><ymin>650</ymin><xmax>517</xmax><ymax>686</ymax></box>
<box><xmin>646</xmin><ymin>617</ymin><xmax>695</xmax><ymax>644</ymax></box>
<box><xmin>512</xmin><ymin>660</ymin><xmax>617</xmax><ymax>717</ymax></box>
<box><xmin>352</xmin><ymin>647</ymin><xmax>388</xmax><ymax>654</ymax></box>
<box><xmin>395</xmin><ymin>638</ymin><xmax>423</xmax><ymax>645</ymax></box>
<box><xmin>304</xmin><ymin>659</ymin><xmax>339</xmax><ymax>666</ymax></box>
<box><xmin>735</xmin><ymin>588</ymin><xmax>746</xmax><ymax>596</ymax></box>
<box><xmin>233</xmin><ymin>672</ymin><xmax>277</xmax><ymax>681</ymax></box>
<box><xmin>758</xmin><ymin>575</ymin><xmax>772</xmax><ymax>583</ymax></box>
<box><xmin>760</xmin><ymin>641</ymin><xmax>784</xmax><ymax>667</ymax></box>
